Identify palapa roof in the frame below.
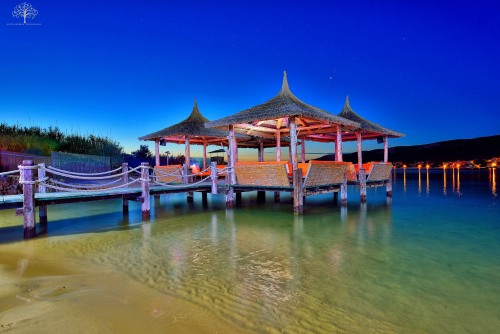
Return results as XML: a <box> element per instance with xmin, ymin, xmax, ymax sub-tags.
<box><xmin>337</xmin><ymin>96</ymin><xmax>405</xmax><ymax>141</ymax></box>
<box><xmin>138</xmin><ymin>99</ymin><xmax>291</xmax><ymax>148</ymax></box>
<box><xmin>205</xmin><ymin>72</ymin><xmax>360</xmax><ymax>139</ymax></box>
<box><xmin>138</xmin><ymin>100</ymin><xmax>230</xmax><ymax>144</ymax></box>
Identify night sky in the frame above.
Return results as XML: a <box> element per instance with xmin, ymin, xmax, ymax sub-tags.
<box><xmin>2</xmin><ymin>0</ymin><xmax>499</xmax><ymax>159</ymax></box>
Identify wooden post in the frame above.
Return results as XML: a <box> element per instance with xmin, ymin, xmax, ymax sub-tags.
<box><xmin>359</xmin><ymin>168</ymin><xmax>367</xmax><ymax>203</ymax></box>
<box><xmin>333</xmin><ymin>192</ymin><xmax>338</xmax><ymax>203</ymax></box>
<box><xmin>122</xmin><ymin>163</ymin><xmax>129</xmax><ymax>214</ymax></box>
<box><xmin>290</xmin><ymin>117</ymin><xmax>298</xmax><ymax>170</ymax></box>
<box><xmin>335</xmin><ymin>125</ymin><xmax>343</xmax><ymax>162</ymax></box>
<box><xmin>356</xmin><ymin>132</ymin><xmax>363</xmax><ymax>170</ymax></box>
<box><xmin>274</xmin><ymin>191</ymin><xmax>280</xmax><ymax>203</ymax></box>
<box><xmin>235</xmin><ymin>141</ymin><xmax>239</xmax><ymax>163</ymax></box>
<box><xmin>141</xmin><ymin>162</ymin><xmax>150</xmax><ymax>220</ymax></box>
<box><xmin>203</xmin><ymin>140</ymin><xmax>207</xmax><ymax>169</ymax></box>
<box><xmin>20</xmin><ymin>160</ymin><xmax>36</xmax><ymax>239</ymax></box>
<box><xmin>301</xmin><ymin>136</ymin><xmax>306</xmax><ymax>163</ymax></box>
<box><xmin>257</xmin><ymin>191</ymin><xmax>266</xmax><ymax>203</ymax></box>
<box><xmin>183</xmin><ymin>164</ymin><xmax>194</xmax><ymax>202</ymax></box>
<box><xmin>258</xmin><ymin>141</ymin><xmax>264</xmax><ymax>162</ymax></box>
<box><xmin>383</xmin><ymin>135</ymin><xmax>389</xmax><ymax>163</ymax></box>
<box><xmin>236</xmin><ymin>192</ymin><xmax>242</xmax><ymax>206</ymax></box>
<box><xmin>210</xmin><ymin>161</ymin><xmax>217</xmax><ymax>194</ymax></box>
<box><xmin>386</xmin><ymin>169</ymin><xmax>393</xmax><ymax>197</ymax></box>
<box><xmin>202</xmin><ymin>192</ymin><xmax>208</xmax><ymax>203</ymax></box>
<box><xmin>276</xmin><ymin>131</ymin><xmax>281</xmax><ymax>161</ymax></box>
<box><xmin>38</xmin><ymin>163</ymin><xmax>47</xmax><ymax>234</ymax></box>
<box><xmin>185</xmin><ymin>137</ymin><xmax>191</xmax><ymax>168</ymax></box>
<box><xmin>340</xmin><ymin>173</ymin><xmax>348</xmax><ymax>205</ymax></box>
<box><xmin>226</xmin><ymin>125</ymin><xmax>236</xmax><ymax>208</ymax></box>
<box><xmin>293</xmin><ymin>168</ymin><xmax>303</xmax><ymax>214</ymax></box>
<box><xmin>155</xmin><ymin>139</ymin><xmax>160</xmax><ymax>166</ymax></box>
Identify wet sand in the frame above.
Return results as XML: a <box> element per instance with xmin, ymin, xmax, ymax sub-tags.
<box><xmin>0</xmin><ymin>245</ymin><xmax>251</xmax><ymax>334</ymax></box>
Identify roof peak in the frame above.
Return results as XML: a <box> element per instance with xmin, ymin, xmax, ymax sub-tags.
<box><xmin>344</xmin><ymin>96</ymin><xmax>351</xmax><ymax>108</ymax></box>
<box><xmin>279</xmin><ymin>70</ymin><xmax>291</xmax><ymax>95</ymax></box>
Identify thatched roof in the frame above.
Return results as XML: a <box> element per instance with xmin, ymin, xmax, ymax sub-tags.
<box><xmin>337</xmin><ymin>96</ymin><xmax>405</xmax><ymax>141</ymax></box>
<box><xmin>205</xmin><ymin>72</ymin><xmax>360</xmax><ymax>137</ymax></box>
<box><xmin>138</xmin><ymin>99</ymin><xmax>292</xmax><ymax>148</ymax></box>
<box><xmin>138</xmin><ymin>100</ymin><xmax>230</xmax><ymax>142</ymax></box>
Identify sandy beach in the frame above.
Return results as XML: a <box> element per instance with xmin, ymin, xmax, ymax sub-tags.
<box><xmin>0</xmin><ymin>245</ymin><xmax>250</xmax><ymax>334</ymax></box>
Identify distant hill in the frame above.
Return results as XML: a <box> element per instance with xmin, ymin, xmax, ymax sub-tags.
<box><xmin>316</xmin><ymin>135</ymin><xmax>500</xmax><ymax>165</ymax></box>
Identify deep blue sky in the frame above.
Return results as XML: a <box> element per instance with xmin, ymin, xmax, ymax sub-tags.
<box><xmin>1</xmin><ymin>0</ymin><xmax>499</xmax><ymax>159</ymax></box>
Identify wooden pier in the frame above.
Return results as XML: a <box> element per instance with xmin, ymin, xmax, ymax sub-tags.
<box><xmin>1</xmin><ymin>159</ymin><xmax>393</xmax><ymax>239</ymax></box>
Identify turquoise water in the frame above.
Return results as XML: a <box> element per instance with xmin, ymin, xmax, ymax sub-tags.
<box><xmin>0</xmin><ymin>168</ymin><xmax>499</xmax><ymax>333</ymax></box>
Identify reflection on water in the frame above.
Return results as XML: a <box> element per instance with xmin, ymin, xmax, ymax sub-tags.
<box><xmin>0</xmin><ymin>170</ymin><xmax>499</xmax><ymax>333</ymax></box>
<box><xmin>443</xmin><ymin>167</ymin><xmax>447</xmax><ymax>195</ymax></box>
<box><xmin>490</xmin><ymin>168</ymin><xmax>497</xmax><ymax>197</ymax></box>
<box><xmin>426</xmin><ymin>168</ymin><xmax>430</xmax><ymax>194</ymax></box>
<box><xmin>403</xmin><ymin>167</ymin><xmax>407</xmax><ymax>192</ymax></box>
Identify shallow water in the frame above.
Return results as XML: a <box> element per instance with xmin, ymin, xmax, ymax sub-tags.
<box><xmin>0</xmin><ymin>168</ymin><xmax>499</xmax><ymax>333</ymax></box>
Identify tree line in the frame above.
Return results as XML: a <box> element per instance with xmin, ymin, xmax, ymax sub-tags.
<box><xmin>0</xmin><ymin>123</ymin><xmax>185</xmax><ymax>168</ymax></box>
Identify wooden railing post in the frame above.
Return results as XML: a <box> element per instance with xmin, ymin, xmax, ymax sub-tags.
<box><xmin>141</xmin><ymin>162</ymin><xmax>150</xmax><ymax>220</ymax></box>
<box><xmin>38</xmin><ymin>163</ymin><xmax>47</xmax><ymax>234</ymax></box>
<box><xmin>211</xmin><ymin>161</ymin><xmax>217</xmax><ymax>194</ymax></box>
<box><xmin>359</xmin><ymin>168</ymin><xmax>367</xmax><ymax>203</ymax></box>
<box><xmin>183</xmin><ymin>163</ymin><xmax>194</xmax><ymax>202</ymax></box>
<box><xmin>293</xmin><ymin>168</ymin><xmax>303</xmax><ymax>214</ymax></box>
<box><xmin>20</xmin><ymin>160</ymin><xmax>36</xmax><ymax>239</ymax></box>
<box><xmin>182</xmin><ymin>164</ymin><xmax>188</xmax><ymax>184</ymax></box>
<box><xmin>122</xmin><ymin>163</ymin><xmax>129</xmax><ymax>185</ymax></box>
<box><xmin>122</xmin><ymin>163</ymin><xmax>129</xmax><ymax>214</ymax></box>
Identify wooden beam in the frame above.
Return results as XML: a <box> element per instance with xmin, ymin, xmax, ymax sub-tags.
<box><xmin>276</xmin><ymin>118</ymin><xmax>283</xmax><ymax>129</ymax></box>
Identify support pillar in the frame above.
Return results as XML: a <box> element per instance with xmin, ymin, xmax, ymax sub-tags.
<box><xmin>340</xmin><ymin>174</ymin><xmax>348</xmax><ymax>205</ymax></box>
<box><xmin>203</xmin><ymin>140</ymin><xmax>207</xmax><ymax>169</ymax></box>
<box><xmin>335</xmin><ymin>125</ymin><xmax>343</xmax><ymax>162</ymax></box>
<box><xmin>258</xmin><ymin>141</ymin><xmax>264</xmax><ymax>162</ymax></box>
<box><xmin>359</xmin><ymin>168</ymin><xmax>367</xmax><ymax>203</ymax></box>
<box><xmin>122</xmin><ymin>163</ymin><xmax>129</xmax><ymax>214</ymax></box>
<box><xmin>235</xmin><ymin>192</ymin><xmax>242</xmax><ymax>206</ymax></box>
<box><xmin>301</xmin><ymin>136</ymin><xmax>306</xmax><ymax>163</ymax></box>
<box><xmin>183</xmin><ymin>163</ymin><xmax>194</xmax><ymax>202</ymax></box>
<box><xmin>257</xmin><ymin>191</ymin><xmax>266</xmax><ymax>203</ymax></box>
<box><xmin>384</xmin><ymin>135</ymin><xmax>389</xmax><ymax>163</ymax></box>
<box><xmin>155</xmin><ymin>139</ymin><xmax>160</xmax><ymax>166</ymax></box>
<box><xmin>141</xmin><ymin>162</ymin><xmax>150</xmax><ymax>220</ymax></box>
<box><xmin>293</xmin><ymin>168</ymin><xmax>303</xmax><ymax>214</ymax></box>
<box><xmin>210</xmin><ymin>161</ymin><xmax>218</xmax><ymax>194</ymax></box>
<box><xmin>38</xmin><ymin>163</ymin><xmax>47</xmax><ymax>234</ymax></box>
<box><xmin>20</xmin><ymin>160</ymin><xmax>36</xmax><ymax>239</ymax></box>
<box><xmin>356</xmin><ymin>132</ymin><xmax>363</xmax><ymax>170</ymax></box>
<box><xmin>226</xmin><ymin>125</ymin><xmax>236</xmax><ymax>208</ymax></box>
<box><xmin>386</xmin><ymin>170</ymin><xmax>393</xmax><ymax>197</ymax></box>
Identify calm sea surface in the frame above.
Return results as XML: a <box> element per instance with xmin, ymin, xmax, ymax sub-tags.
<box><xmin>0</xmin><ymin>168</ymin><xmax>498</xmax><ymax>333</ymax></box>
